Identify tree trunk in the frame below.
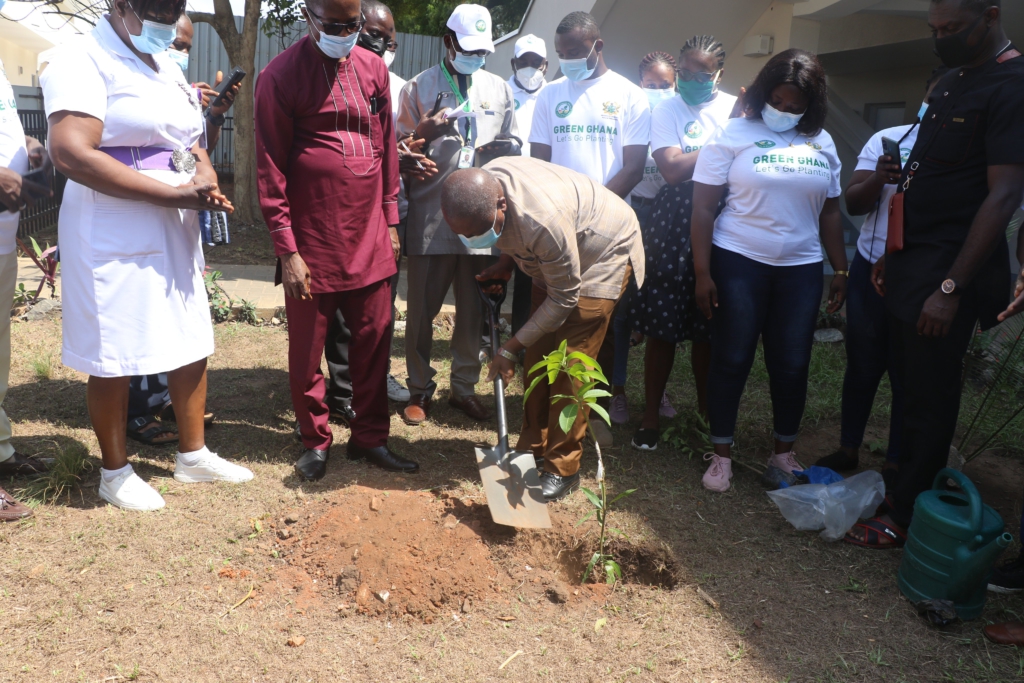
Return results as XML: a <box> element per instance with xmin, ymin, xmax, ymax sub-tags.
<box><xmin>190</xmin><ymin>0</ymin><xmax>263</xmax><ymax>223</ymax></box>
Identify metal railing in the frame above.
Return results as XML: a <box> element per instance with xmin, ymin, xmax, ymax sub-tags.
<box><xmin>16</xmin><ymin>110</ymin><xmax>66</xmax><ymax>238</ymax></box>
<box><xmin>209</xmin><ymin>116</ymin><xmax>234</xmax><ymax>176</ymax></box>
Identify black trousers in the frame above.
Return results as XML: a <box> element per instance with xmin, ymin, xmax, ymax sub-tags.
<box><xmin>511</xmin><ymin>265</ymin><xmax>533</xmax><ymax>335</ymax></box>
<box><xmin>324</xmin><ymin>308</ymin><xmax>353</xmax><ymax>412</ymax></box>
<box><xmin>888</xmin><ymin>300</ymin><xmax>978</xmax><ymax>528</ymax></box>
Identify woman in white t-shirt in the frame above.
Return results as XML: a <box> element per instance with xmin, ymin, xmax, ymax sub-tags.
<box><xmin>628</xmin><ymin>36</ymin><xmax>738</xmax><ymax>451</ymax></box>
<box><xmin>690</xmin><ymin>49</ymin><xmax>849</xmax><ymax>493</ymax></box>
<box><xmin>42</xmin><ymin>0</ymin><xmax>252</xmax><ymax>511</ymax></box>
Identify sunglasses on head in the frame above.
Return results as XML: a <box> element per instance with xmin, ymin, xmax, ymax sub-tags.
<box><xmin>677</xmin><ymin>67</ymin><xmax>720</xmax><ymax>84</ymax></box>
<box><xmin>305</xmin><ymin>6</ymin><xmax>365</xmax><ymax>36</ymax></box>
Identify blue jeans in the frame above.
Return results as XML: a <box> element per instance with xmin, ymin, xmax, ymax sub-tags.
<box><xmin>841</xmin><ymin>252</ymin><xmax>903</xmax><ymax>461</ymax></box>
<box><xmin>611</xmin><ymin>198</ymin><xmax>655</xmax><ymax>386</ymax></box>
<box><xmin>707</xmin><ymin>246</ymin><xmax>822</xmax><ymax>445</ymax></box>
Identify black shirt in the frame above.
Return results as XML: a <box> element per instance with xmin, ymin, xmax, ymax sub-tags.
<box><xmin>885</xmin><ymin>46</ymin><xmax>1024</xmax><ymax>327</ymax></box>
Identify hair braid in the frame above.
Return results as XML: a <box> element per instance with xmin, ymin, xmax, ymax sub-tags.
<box><xmin>681</xmin><ymin>35</ymin><xmax>726</xmax><ymax>71</ymax></box>
<box><xmin>639</xmin><ymin>51</ymin><xmax>678</xmax><ymax>80</ymax></box>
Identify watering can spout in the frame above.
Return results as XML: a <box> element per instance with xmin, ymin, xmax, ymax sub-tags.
<box><xmin>950</xmin><ymin>532</ymin><xmax>1013</xmax><ymax>601</ymax></box>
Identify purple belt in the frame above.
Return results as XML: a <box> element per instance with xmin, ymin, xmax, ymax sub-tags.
<box><xmin>101</xmin><ymin>146</ymin><xmax>195</xmax><ymax>173</ymax></box>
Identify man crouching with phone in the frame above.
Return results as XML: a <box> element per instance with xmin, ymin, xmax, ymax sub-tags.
<box><xmin>441</xmin><ymin>157</ymin><xmax>644</xmax><ymax>502</ymax></box>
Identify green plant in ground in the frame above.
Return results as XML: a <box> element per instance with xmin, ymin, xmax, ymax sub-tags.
<box><xmin>204</xmin><ymin>268</ymin><xmax>232</xmax><ymax>323</ymax></box>
<box><xmin>31</xmin><ymin>353</ymin><xmax>53</xmax><ymax>381</ymax></box>
<box><xmin>661</xmin><ymin>410</ymin><xmax>712</xmax><ymax>459</ymax></box>
<box><xmin>12</xmin><ymin>283</ymin><xmax>31</xmax><ymax>308</ymax></box>
<box><xmin>238</xmin><ymin>299</ymin><xmax>259</xmax><ymax>326</ymax></box>
<box><xmin>14</xmin><ymin>442</ymin><xmax>92</xmax><ymax>504</ymax></box>
<box><xmin>524</xmin><ymin>341</ymin><xmax>636</xmax><ymax>585</ymax></box>
<box><xmin>16</xmin><ymin>236</ymin><xmax>58</xmax><ymax>302</ymax></box>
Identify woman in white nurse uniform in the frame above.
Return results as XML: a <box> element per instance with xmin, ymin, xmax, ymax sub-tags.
<box><xmin>42</xmin><ymin>0</ymin><xmax>252</xmax><ymax>511</ymax></box>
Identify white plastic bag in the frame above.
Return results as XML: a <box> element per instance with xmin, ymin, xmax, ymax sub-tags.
<box><xmin>766</xmin><ymin>470</ymin><xmax>885</xmax><ymax>541</ymax></box>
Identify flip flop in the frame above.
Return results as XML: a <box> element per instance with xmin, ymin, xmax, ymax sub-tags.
<box><xmin>127</xmin><ymin>416</ymin><xmax>179</xmax><ymax>446</ymax></box>
<box><xmin>844</xmin><ymin>516</ymin><xmax>907</xmax><ymax>549</ymax></box>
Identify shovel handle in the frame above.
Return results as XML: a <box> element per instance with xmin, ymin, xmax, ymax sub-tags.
<box><xmin>478</xmin><ymin>281</ymin><xmax>511</xmax><ymax>452</ymax></box>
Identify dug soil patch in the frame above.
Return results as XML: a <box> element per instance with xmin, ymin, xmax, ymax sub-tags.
<box><xmin>264</xmin><ymin>486</ymin><xmax>681</xmax><ymax>622</ymax></box>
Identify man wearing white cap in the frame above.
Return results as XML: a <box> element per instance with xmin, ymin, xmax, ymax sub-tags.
<box><xmin>508</xmin><ymin>34</ymin><xmax>550</xmax><ymax>158</ymax></box>
<box><xmin>396</xmin><ymin>4</ymin><xmax>519</xmax><ymax>426</ymax></box>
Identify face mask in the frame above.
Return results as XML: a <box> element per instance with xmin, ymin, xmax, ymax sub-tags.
<box><xmin>122</xmin><ymin>5</ymin><xmax>177</xmax><ymax>55</ymax></box>
<box><xmin>452</xmin><ymin>51</ymin><xmax>486</xmax><ymax>75</ymax></box>
<box><xmin>516</xmin><ymin>67</ymin><xmax>545</xmax><ymax>91</ymax></box>
<box><xmin>358</xmin><ymin>32</ymin><xmax>386</xmax><ymax>57</ymax></box>
<box><xmin>934</xmin><ymin>13</ymin><xmax>989</xmax><ymax>68</ymax></box>
<box><xmin>676</xmin><ymin>74</ymin><xmax>718</xmax><ymax>107</ymax></box>
<box><xmin>314</xmin><ymin>29</ymin><xmax>359</xmax><ymax>60</ymax></box>
<box><xmin>384</xmin><ymin>50</ymin><xmax>396</xmax><ymax>68</ymax></box>
<box><xmin>643</xmin><ymin>87</ymin><xmax>675</xmax><ymax>109</ymax></box>
<box><xmin>761</xmin><ymin>102</ymin><xmax>804</xmax><ymax>133</ymax></box>
<box><xmin>167</xmin><ymin>48</ymin><xmax>189</xmax><ymax>72</ymax></box>
<box><xmin>559</xmin><ymin>42</ymin><xmax>596</xmax><ymax>82</ymax></box>
<box><xmin>458</xmin><ymin>210</ymin><xmax>501</xmax><ymax>249</ymax></box>
<box><xmin>918</xmin><ymin>100</ymin><xmax>930</xmax><ymax>121</ymax></box>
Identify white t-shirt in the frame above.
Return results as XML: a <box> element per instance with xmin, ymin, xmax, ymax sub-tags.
<box><xmin>854</xmin><ymin>124</ymin><xmax>918</xmax><ymax>264</ymax></box>
<box><xmin>529</xmin><ymin>69</ymin><xmax>650</xmax><ymax>185</ymax></box>
<box><xmin>0</xmin><ymin>59</ymin><xmax>28</xmax><ymax>255</ymax></box>
<box><xmin>508</xmin><ymin>73</ymin><xmax>550</xmax><ymax>158</ymax></box>
<box><xmin>390</xmin><ymin>71</ymin><xmax>409</xmax><ymax>221</ymax></box>
<box><xmin>630</xmin><ymin>148</ymin><xmax>664</xmax><ymax>200</ymax></box>
<box><xmin>693</xmin><ymin>116</ymin><xmax>843</xmax><ymax>266</ymax></box>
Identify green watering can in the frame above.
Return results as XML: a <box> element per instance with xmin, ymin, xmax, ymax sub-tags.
<box><xmin>898</xmin><ymin>468</ymin><xmax>1012</xmax><ymax>620</ymax></box>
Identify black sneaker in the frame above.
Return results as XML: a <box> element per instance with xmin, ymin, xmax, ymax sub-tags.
<box><xmin>988</xmin><ymin>550</ymin><xmax>1024</xmax><ymax>593</ymax></box>
<box><xmin>631</xmin><ymin>428</ymin><xmax>658</xmax><ymax>451</ymax></box>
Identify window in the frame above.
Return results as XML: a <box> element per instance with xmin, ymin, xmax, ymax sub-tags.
<box><xmin>864</xmin><ymin>102</ymin><xmax>908</xmax><ymax>132</ymax></box>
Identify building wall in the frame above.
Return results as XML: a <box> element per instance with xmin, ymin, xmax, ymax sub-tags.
<box><xmin>720</xmin><ymin>1</ymin><xmax>794</xmax><ymax>94</ymax></box>
<box><xmin>0</xmin><ymin>40</ymin><xmax>41</xmax><ymax>87</ymax></box>
<box><xmin>490</xmin><ymin>0</ymin><xmax>597</xmax><ymax>80</ymax></box>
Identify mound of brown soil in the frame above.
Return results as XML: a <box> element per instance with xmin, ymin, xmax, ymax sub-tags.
<box><xmin>266</xmin><ymin>486</ymin><xmax>681</xmax><ymax>622</ymax></box>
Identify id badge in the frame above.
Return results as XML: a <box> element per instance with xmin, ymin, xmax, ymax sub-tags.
<box><xmin>457</xmin><ymin>145</ymin><xmax>476</xmax><ymax>169</ymax></box>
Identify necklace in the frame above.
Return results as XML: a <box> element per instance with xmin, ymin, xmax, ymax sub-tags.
<box><xmin>321</xmin><ymin>60</ymin><xmax>379</xmax><ymax>177</ymax></box>
<box><xmin>176</xmin><ymin>81</ymin><xmax>199</xmax><ymax>111</ymax></box>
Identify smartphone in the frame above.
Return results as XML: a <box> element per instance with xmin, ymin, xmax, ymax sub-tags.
<box><xmin>881</xmin><ymin>136</ymin><xmax>902</xmax><ymax>165</ymax></box>
<box><xmin>477</xmin><ymin>139</ymin><xmax>514</xmax><ymax>156</ymax></box>
<box><xmin>428</xmin><ymin>91</ymin><xmax>452</xmax><ymax>117</ymax></box>
<box><xmin>0</xmin><ymin>168</ymin><xmax>50</xmax><ymax>213</ymax></box>
<box><xmin>208</xmin><ymin>67</ymin><xmax>246</xmax><ymax>111</ymax></box>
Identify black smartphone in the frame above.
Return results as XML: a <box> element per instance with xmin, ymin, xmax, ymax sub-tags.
<box><xmin>881</xmin><ymin>136</ymin><xmax>901</xmax><ymax>165</ymax></box>
<box><xmin>208</xmin><ymin>66</ymin><xmax>246</xmax><ymax>111</ymax></box>
<box><xmin>428</xmin><ymin>91</ymin><xmax>451</xmax><ymax>117</ymax></box>
<box><xmin>478</xmin><ymin>139</ymin><xmax>513</xmax><ymax>156</ymax></box>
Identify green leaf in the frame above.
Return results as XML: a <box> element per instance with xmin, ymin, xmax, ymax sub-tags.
<box><xmin>609</xmin><ymin>489</ymin><xmax>638</xmax><ymax>505</ymax></box>
<box><xmin>606</xmin><ymin>527</ymin><xmax>628</xmax><ymax>539</ymax></box>
<box><xmin>547</xmin><ymin>367</ymin><xmax>559</xmax><ymax>386</ymax></box>
<box><xmin>523</xmin><ymin>374</ymin><xmax>545</xmax><ymax>405</ymax></box>
<box><xmin>588</xmin><ymin>367</ymin><xmax>610</xmax><ymax>386</ymax></box>
<box><xmin>558</xmin><ymin>404</ymin><xmax>579</xmax><ymax>434</ymax></box>
<box><xmin>527</xmin><ymin>359</ymin><xmax>550</xmax><ymax>376</ymax></box>
<box><xmin>574</xmin><ymin>510</ymin><xmax>596</xmax><ymax>527</ymax></box>
<box><xmin>254</xmin><ymin>520</ymin><xmax>263</xmax><ymax>533</ymax></box>
<box><xmin>550</xmin><ymin>394</ymin><xmax>577</xmax><ymax>402</ymax></box>
<box><xmin>580</xmin><ymin>486</ymin><xmax>602</xmax><ymax>510</ymax></box>
<box><xmin>581</xmin><ymin>552</ymin><xmax>601</xmax><ymax>584</ymax></box>
<box><xmin>566</xmin><ymin>351</ymin><xmax>598</xmax><ymax>368</ymax></box>
<box><xmin>29</xmin><ymin>235</ymin><xmax>42</xmax><ymax>257</ymax></box>
<box><xmin>589</xmin><ymin>402</ymin><xmax>612</xmax><ymax>427</ymax></box>
<box><xmin>558</xmin><ymin>339</ymin><xmax>568</xmax><ymax>356</ymax></box>
<box><xmin>604</xmin><ymin>560</ymin><xmax>622</xmax><ymax>584</ymax></box>
<box><xmin>582</xmin><ymin>389</ymin><xmax>612</xmax><ymax>400</ymax></box>
<box><xmin>594</xmin><ymin>617</ymin><xmax>608</xmax><ymax>632</ymax></box>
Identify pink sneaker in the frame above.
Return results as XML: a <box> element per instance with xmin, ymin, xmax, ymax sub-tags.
<box><xmin>767</xmin><ymin>450</ymin><xmax>803</xmax><ymax>475</ymax></box>
<box><xmin>702</xmin><ymin>453</ymin><xmax>732</xmax><ymax>492</ymax></box>
<box><xmin>659</xmin><ymin>392</ymin><xmax>676</xmax><ymax>419</ymax></box>
<box><xmin>610</xmin><ymin>394</ymin><xmax>629</xmax><ymax>425</ymax></box>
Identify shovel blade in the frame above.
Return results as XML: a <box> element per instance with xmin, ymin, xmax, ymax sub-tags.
<box><xmin>475</xmin><ymin>445</ymin><xmax>551</xmax><ymax>529</ymax></box>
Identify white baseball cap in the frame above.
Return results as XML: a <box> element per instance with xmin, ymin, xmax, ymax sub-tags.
<box><xmin>514</xmin><ymin>34</ymin><xmax>546</xmax><ymax>59</ymax></box>
<box><xmin>446</xmin><ymin>4</ymin><xmax>495</xmax><ymax>54</ymax></box>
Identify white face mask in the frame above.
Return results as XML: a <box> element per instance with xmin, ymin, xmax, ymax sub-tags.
<box><xmin>643</xmin><ymin>87</ymin><xmax>675</xmax><ymax>109</ymax></box>
<box><xmin>515</xmin><ymin>66</ymin><xmax>545</xmax><ymax>91</ymax></box>
<box><xmin>384</xmin><ymin>50</ymin><xmax>396</xmax><ymax>68</ymax></box>
<box><xmin>761</xmin><ymin>102</ymin><xmax>804</xmax><ymax>133</ymax></box>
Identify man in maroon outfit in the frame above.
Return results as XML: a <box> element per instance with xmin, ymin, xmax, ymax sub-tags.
<box><xmin>255</xmin><ymin>0</ymin><xmax>419</xmax><ymax>480</ymax></box>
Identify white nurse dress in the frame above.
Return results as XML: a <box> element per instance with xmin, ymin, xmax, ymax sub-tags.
<box><xmin>40</xmin><ymin>17</ymin><xmax>213</xmax><ymax>378</ymax></box>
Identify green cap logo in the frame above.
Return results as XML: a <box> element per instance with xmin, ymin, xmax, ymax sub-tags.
<box><xmin>475</xmin><ymin>19</ymin><xmax>487</xmax><ymax>32</ymax></box>
<box><xmin>754</xmin><ymin>140</ymin><xmax>776</xmax><ymax>149</ymax></box>
<box><xmin>684</xmin><ymin>121</ymin><xmax>703</xmax><ymax>140</ymax></box>
<box><xmin>900</xmin><ymin>147</ymin><xmax>911</xmax><ymax>164</ymax></box>
<box><xmin>805</xmin><ymin>141</ymin><xmax>822</xmax><ymax>151</ymax></box>
<box><xmin>555</xmin><ymin>101</ymin><xmax>573</xmax><ymax>118</ymax></box>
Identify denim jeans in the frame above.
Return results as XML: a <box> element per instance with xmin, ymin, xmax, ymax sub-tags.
<box><xmin>610</xmin><ymin>197</ymin><xmax>656</xmax><ymax>386</ymax></box>
<box><xmin>707</xmin><ymin>246</ymin><xmax>822</xmax><ymax>445</ymax></box>
<box><xmin>840</xmin><ymin>252</ymin><xmax>903</xmax><ymax>460</ymax></box>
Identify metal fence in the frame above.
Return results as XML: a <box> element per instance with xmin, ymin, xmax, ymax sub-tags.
<box><xmin>209</xmin><ymin>116</ymin><xmax>235</xmax><ymax>176</ymax></box>
<box><xmin>16</xmin><ymin>110</ymin><xmax>66</xmax><ymax>238</ymax></box>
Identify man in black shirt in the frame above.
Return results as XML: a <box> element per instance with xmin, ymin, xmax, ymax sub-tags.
<box><xmin>847</xmin><ymin>0</ymin><xmax>1024</xmax><ymax>548</ymax></box>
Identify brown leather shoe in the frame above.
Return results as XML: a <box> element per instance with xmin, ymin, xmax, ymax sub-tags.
<box><xmin>449</xmin><ymin>394</ymin><xmax>491</xmax><ymax>421</ymax></box>
<box><xmin>0</xmin><ymin>452</ymin><xmax>50</xmax><ymax>476</ymax></box>
<box><xmin>403</xmin><ymin>394</ymin><xmax>431</xmax><ymax>425</ymax></box>
<box><xmin>984</xmin><ymin>621</ymin><xmax>1024</xmax><ymax>646</ymax></box>
<box><xmin>0</xmin><ymin>488</ymin><xmax>32</xmax><ymax>521</ymax></box>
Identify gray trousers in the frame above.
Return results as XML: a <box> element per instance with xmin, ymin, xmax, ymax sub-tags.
<box><xmin>405</xmin><ymin>253</ymin><xmax>495</xmax><ymax>399</ymax></box>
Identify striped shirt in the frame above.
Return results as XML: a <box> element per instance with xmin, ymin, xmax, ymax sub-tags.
<box><xmin>486</xmin><ymin>157</ymin><xmax>645</xmax><ymax>347</ymax></box>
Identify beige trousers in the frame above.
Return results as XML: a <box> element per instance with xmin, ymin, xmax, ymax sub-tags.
<box><xmin>0</xmin><ymin>250</ymin><xmax>17</xmax><ymax>462</ymax></box>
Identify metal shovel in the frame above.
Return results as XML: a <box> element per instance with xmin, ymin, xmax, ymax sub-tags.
<box><xmin>474</xmin><ymin>280</ymin><xmax>551</xmax><ymax>529</ymax></box>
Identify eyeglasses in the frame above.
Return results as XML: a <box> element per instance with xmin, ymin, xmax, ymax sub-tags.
<box><xmin>305</xmin><ymin>6</ymin><xmax>365</xmax><ymax>36</ymax></box>
<box><xmin>364</xmin><ymin>29</ymin><xmax>398</xmax><ymax>51</ymax></box>
<box><xmin>677</xmin><ymin>67</ymin><xmax>721</xmax><ymax>84</ymax></box>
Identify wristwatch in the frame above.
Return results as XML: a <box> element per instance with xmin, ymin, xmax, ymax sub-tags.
<box><xmin>497</xmin><ymin>348</ymin><xmax>519</xmax><ymax>364</ymax></box>
<box><xmin>206</xmin><ymin>112</ymin><xmax>226</xmax><ymax>127</ymax></box>
<box><xmin>941</xmin><ymin>278</ymin><xmax>959</xmax><ymax>295</ymax></box>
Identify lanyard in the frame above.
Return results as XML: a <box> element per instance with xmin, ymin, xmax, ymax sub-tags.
<box><xmin>439</xmin><ymin>60</ymin><xmax>473</xmax><ymax>143</ymax></box>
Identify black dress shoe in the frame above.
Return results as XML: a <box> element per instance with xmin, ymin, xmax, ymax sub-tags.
<box><xmin>540</xmin><ymin>471</ymin><xmax>580</xmax><ymax>502</ymax></box>
<box><xmin>295</xmin><ymin>448</ymin><xmax>330</xmax><ymax>481</ymax></box>
<box><xmin>0</xmin><ymin>452</ymin><xmax>51</xmax><ymax>476</ymax></box>
<box><xmin>346</xmin><ymin>442</ymin><xmax>419</xmax><ymax>473</ymax></box>
<box><xmin>329</xmin><ymin>404</ymin><xmax>356</xmax><ymax>427</ymax></box>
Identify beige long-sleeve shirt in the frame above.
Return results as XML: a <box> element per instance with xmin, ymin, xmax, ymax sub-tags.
<box><xmin>486</xmin><ymin>157</ymin><xmax>645</xmax><ymax>348</ymax></box>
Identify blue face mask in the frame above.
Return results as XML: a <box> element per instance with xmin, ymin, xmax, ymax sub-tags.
<box><xmin>315</xmin><ymin>29</ymin><xmax>359</xmax><ymax>60</ymax></box>
<box><xmin>643</xmin><ymin>87</ymin><xmax>675</xmax><ymax>110</ymax></box>
<box><xmin>167</xmin><ymin>48</ymin><xmax>189</xmax><ymax>72</ymax></box>
<box><xmin>0</xmin><ymin>1</ymin><xmax>6</xmax><ymax>13</ymax></box>
<box><xmin>917</xmin><ymin>100</ymin><xmax>930</xmax><ymax>121</ymax></box>
<box><xmin>121</xmin><ymin>6</ymin><xmax>177</xmax><ymax>55</ymax></box>
<box><xmin>458</xmin><ymin>210</ymin><xmax>501</xmax><ymax>249</ymax></box>
<box><xmin>559</xmin><ymin>42</ymin><xmax>596</xmax><ymax>82</ymax></box>
<box><xmin>761</xmin><ymin>102</ymin><xmax>804</xmax><ymax>133</ymax></box>
<box><xmin>452</xmin><ymin>52</ymin><xmax>486</xmax><ymax>75</ymax></box>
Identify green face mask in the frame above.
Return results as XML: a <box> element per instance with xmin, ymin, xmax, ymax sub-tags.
<box><xmin>676</xmin><ymin>76</ymin><xmax>716</xmax><ymax>106</ymax></box>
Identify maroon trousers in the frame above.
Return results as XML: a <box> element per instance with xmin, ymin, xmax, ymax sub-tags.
<box><xmin>285</xmin><ymin>278</ymin><xmax>392</xmax><ymax>451</ymax></box>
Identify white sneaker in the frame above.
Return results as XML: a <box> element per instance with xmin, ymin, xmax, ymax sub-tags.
<box><xmin>99</xmin><ymin>470</ymin><xmax>165</xmax><ymax>511</ymax></box>
<box><xmin>387</xmin><ymin>374</ymin><xmax>411</xmax><ymax>402</ymax></box>
<box><xmin>174</xmin><ymin>452</ymin><xmax>254</xmax><ymax>484</ymax></box>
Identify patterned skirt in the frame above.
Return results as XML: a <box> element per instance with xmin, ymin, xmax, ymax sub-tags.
<box><xmin>630</xmin><ymin>180</ymin><xmax>721</xmax><ymax>344</ymax></box>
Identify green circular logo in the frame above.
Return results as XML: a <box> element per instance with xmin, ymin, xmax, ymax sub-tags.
<box><xmin>900</xmin><ymin>147</ymin><xmax>911</xmax><ymax>164</ymax></box>
<box><xmin>555</xmin><ymin>101</ymin><xmax>573</xmax><ymax>118</ymax></box>
<box><xmin>475</xmin><ymin>19</ymin><xmax>487</xmax><ymax>32</ymax></box>
<box><xmin>754</xmin><ymin>140</ymin><xmax>776</xmax><ymax>149</ymax></box>
<box><xmin>514</xmin><ymin>99</ymin><xmax>521</xmax><ymax>111</ymax></box>
<box><xmin>684</xmin><ymin>121</ymin><xmax>703</xmax><ymax>140</ymax></box>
